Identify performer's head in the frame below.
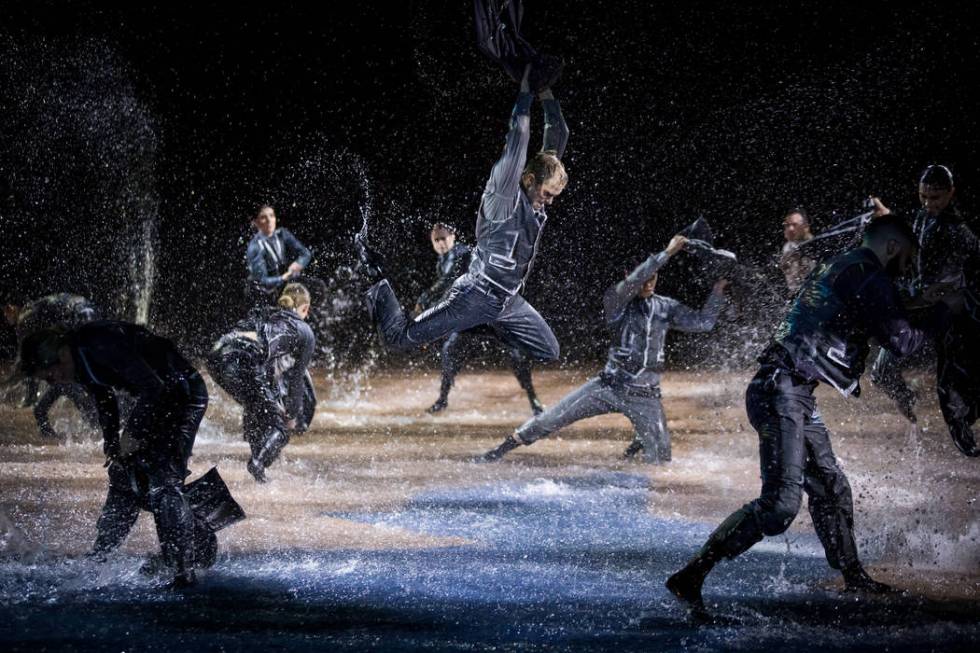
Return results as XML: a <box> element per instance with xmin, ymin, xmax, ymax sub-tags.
<box><xmin>782</xmin><ymin>208</ymin><xmax>812</xmax><ymax>243</ymax></box>
<box><xmin>252</xmin><ymin>204</ymin><xmax>277</xmax><ymax>236</ymax></box>
<box><xmin>918</xmin><ymin>164</ymin><xmax>955</xmax><ymax>216</ymax></box>
<box><xmin>862</xmin><ymin>213</ymin><xmax>917</xmax><ymax>277</ymax></box>
<box><xmin>430</xmin><ymin>223</ymin><xmax>456</xmax><ymax>255</ymax></box>
<box><xmin>522</xmin><ymin>150</ymin><xmax>567</xmax><ymax>210</ymax></box>
<box><xmin>638</xmin><ymin>273</ymin><xmax>658</xmax><ymax>298</ymax></box>
<box><xmin>278</xmin><ymin>282</ymin><xmax>311</xmax><ymax>320</ymax></box>
<box><xmin>17</xmin><ymin>329</ymin><xmax>73</xmax><ymax>384</ymax></box>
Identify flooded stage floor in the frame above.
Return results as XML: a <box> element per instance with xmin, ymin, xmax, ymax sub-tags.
<box><xmin>1</xmin><ymin>368</ymin><xmax>978</xmax><ymax>651</ymax></box>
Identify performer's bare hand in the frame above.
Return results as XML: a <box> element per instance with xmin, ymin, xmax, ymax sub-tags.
<box><xmin>285</xmin><ymin>418</ymin><xmax>297</xmax><ymax>430</ymax></box>
<box><xmin>870</xmin><ymin>196</ymin><xmax>891</xmax><ymax>217</ymax></box>
<box><xmin>287</xmin><ymin>262</ymin><xmax>303</xmax><ymax>276</ymax></box>
<box><xmin>666</xmin><ymin>235</ymin><xmax>688</xmax><ymax>257</ymax></box>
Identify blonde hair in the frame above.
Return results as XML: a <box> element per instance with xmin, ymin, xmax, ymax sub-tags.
<box><xmin>523</xmin><ymin>150</ymin><xmax>567</xmax><ymax>188</ymax></box>
<box><xmin>278</xmin><ymin>283</ymin><xmax>311</xmax><ymax>311</ymax></box>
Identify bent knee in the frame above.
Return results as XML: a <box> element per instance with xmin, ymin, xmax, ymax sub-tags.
<box><xmin>757</xmin><ymin>495</ymin><xmax>802</xmax><ymax>536</ymax></box>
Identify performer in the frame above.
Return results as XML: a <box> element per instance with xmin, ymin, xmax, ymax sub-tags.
<box><xmin>869</xmin><ymin>165</ymin><xmax>980</xmax><ymax>423</ymax></box>
<box><xmin>778</xmin><ymin>209</ymin><xmax>816</xmax><ymax>295</ymax></box>
<box><xmin>17</xmin><ymin>321</ymin><xmax>216</xmax><ymax>587</ymax></box>
<box><xmin>480</xmin><ymin>233</ymin><xmax>728</xmax><ymax>463</ymax></box>
<box><xmin>355</xmin><ymin>63</ymin><xmax>568</xmax><ymax>365</ymax></box>
<box><xmin>207</xmin><ymin>283</ymin><xmax>316</xmax><ymax>482</ymax></box>
<box><xmin>417</xmin><ymin>223</ymin><xmax>543</xmax><ymax>415</ymax></box>
<box><xmin>666</xmin><ymin>215</ymin><xmax>951</xmax><ymax>613</ymax></box>
<box><xmin>4</xmin><ymin>293</ymin><xmax>100</xmax><ymax>438</ymax></box>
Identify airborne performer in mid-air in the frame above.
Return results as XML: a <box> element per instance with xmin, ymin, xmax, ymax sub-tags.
<box><xmin>354</xmin><ymin>60</ymin><xmax>568</xmax><ymax>366</ymax></box>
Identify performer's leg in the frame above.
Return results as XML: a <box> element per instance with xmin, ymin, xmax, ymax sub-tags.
<box><xmin>91</xmin><ymin>461</ymin><xmax>142</xmax><ymax>557</ymax></box>
<box><xmin>623</xmin><ymin>394</ymin><xmax>671</xmax><ymax>463</ymax></box>
<box><xmin>32</xmin><ymin>384</ymin><xmax>65</xmax><ymax>439</ymax></box>
<box><xmin>506</xmin><ymin>346</ymin><xmax>543</xmax><ymax>415</ymax></box>
<box><xmin>429</xmin><ymin>332</ymin><xmax>467</xmax><ymax>413</ymax></box>
<box><xmin>870</xmin><ymin>347</ymin><xmax>917</xmax><ymax>423</ymax></box>
<box><xmin>491</xmin><ymin>294</ymin><xmax>560</xmax><ymax>363</ymax></box>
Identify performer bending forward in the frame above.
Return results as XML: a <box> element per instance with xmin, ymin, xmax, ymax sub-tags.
<box><xmin>666</xmin><ymin>215</ymin><xmax>950</xmax><ymax>613</ymax></box>
<box><xmin>481</xmin><ymin>234</ymin><xmax>728</xmax><ymax>463</ymax></box>
<box><xmin>355</xmin><ymin>64</ymin><xmax>568</xmax><ymax>364</ymax></box>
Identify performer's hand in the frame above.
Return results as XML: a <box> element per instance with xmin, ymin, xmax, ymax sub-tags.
<box><xmin>665</xmin><ymin>235</ymin><xmax>688</xmax><ymax>257</ymax></box>
<box><xmin>285</xmin><ymin>418</ymin><xmax>297</xmax><ymax>430</ymax></box>
<box><xmin>287</xmin><ymin>262</ymin><xmax>304</xmax><ymax>276</ymax></box>
<box><xmin>713</xmin><ymin>279</ymin><xmax>730</xmax><ymax>292</ymax></box>
<box><xmin>869</xmin><ymin>196</ymin><xmax>891</xmax><ymax>217</ymax></box>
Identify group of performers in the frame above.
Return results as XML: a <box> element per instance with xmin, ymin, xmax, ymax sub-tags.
<box><xmin>4</xmin><ymin>1</ymin><xmax>978</xmax><ymax>615</ymax></box>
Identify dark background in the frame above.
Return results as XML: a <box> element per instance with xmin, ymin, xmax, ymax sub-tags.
<box><xmin>2</xmin><ymin>0</ymin><xmax>978</xmax><ymax>367</ymax></box>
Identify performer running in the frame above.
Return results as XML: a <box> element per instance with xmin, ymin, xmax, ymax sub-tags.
<box><xmin>17</xmin><ymin>321</ymin><xmax>214</xmax><ymax>587</ymax></box>
<box><xmin>207</xmin><ymin>283</ymin><xmax>316</xmax><ymax>482</ymax></box>
<box><xmin>869</xmin><ymin>165</ymin><xmax>980</xmax><ymax>423</ymax></box>
<box><xmin>480</xmin><ymin>233</ymin><xmax>728</xmax><ymax>463</ymax></box>
<box><xmin>666</xmin><ymin>215</ymin><xmax>951</xmax><ymax>613</ymax></box>
<box><xmin>354</xmin><ymin>63</ymin><xmax>568</xmax><ymax>364</ymax></box>
<box><xmin>417</xmin><ymin>223</ymin><xmax>544</xmax><ymax>415</ymax></box>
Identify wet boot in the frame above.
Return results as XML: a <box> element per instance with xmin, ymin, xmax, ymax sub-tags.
<box><xmin>248</xmin><ymin>429</ymin><xmax>289</xmax><ymax>483</ymax></box>
<box><xmin>623</xmin><ymin>439</ymin><xmax>644</xmax><ymax>459</ymax></box>
<box><xmin>478</xmin><ymin>435</ymin><xmax>521</xmax><ymax>463</ymax></box>
<box><xmin>427</xmin><ymin>379</ymin><xmax>452</xmax><ymax>414</ymax></box>
<box><xmin>528</xmin><ymin>394</ymin><xmax>544</xmax><ymax>416</ymax></box>
<box><xmin>949</xmin><ymin>420</ymin><xmax>979</xmax><ymax>457</ymax></box>
<box><xmin>353</xmin><ymin>233</ymin><xmax>386</xmax><ymax>280</ymax></box>
<box><xmin>842</xmin><ymin>565</ymin><xmax>895</xmax><ymax>594</ymax></box>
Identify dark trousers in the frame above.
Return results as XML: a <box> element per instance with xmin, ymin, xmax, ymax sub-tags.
<box><xmin>437</xmin><ymin>327</ymin><xmax>537</xmax><ymax>399</ymax></box>
<box><xmin>206</xmin><ymin>344</ymin><xmax>289</xmax><ymax>468</ymax></box>
<box><xmin>33</xmin><ymin>383</ymin><xmax>99</xmax><ymax>438</ymax></box>
<box><xmin>93</xmin><ymin>373</ymin><xmax>210</xmax><ymax>571</ymax></box>
<box><xmin>701</xmin><ymin>368</ymin><xmax>861</xmax><ymax>571</ymax></box>
<box><xmin>367</xmin><ymin>273</ymin><xmax>560</xmax><ymax>362</ymax></box>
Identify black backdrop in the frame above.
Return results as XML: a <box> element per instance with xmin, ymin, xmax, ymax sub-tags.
<box><xmin>2</xmin><ymin>1</ymin><xmax>978</xmax><ymax>367</ymax></box>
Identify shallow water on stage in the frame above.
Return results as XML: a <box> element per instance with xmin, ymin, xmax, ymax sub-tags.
<box><xmin>1</xmin><ymin>369</ymin><xmax>977</xmax><ymax>651</ymax></box>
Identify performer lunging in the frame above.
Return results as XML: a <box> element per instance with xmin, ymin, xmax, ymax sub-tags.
<box><xmin>481</xmin><ymin>234</ymin><xmax>728</xmax><ymax>463</ymax></box>
<box><xmin>666</xmin><ymin>215</ymin><xmax>951</xmax><ymax>613</ymax></box>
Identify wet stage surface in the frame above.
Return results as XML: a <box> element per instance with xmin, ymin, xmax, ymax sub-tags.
<box><xmin>1</xmin><ymin>369</ymin><xmax>978</xmax><ymax>651</ymax></box>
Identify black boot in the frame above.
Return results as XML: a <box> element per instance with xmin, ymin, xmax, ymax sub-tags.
<box><xmin>478</xmin><ymin>435</ymin><xmax>521</xmax><ymax>463</ymax></box>
<box><xmin>427</xmin><ymin>396</ymin><xmax>449</xmax><ymax>414</ymax></box>
<box><xmin>622</xmin><ymin>440</ymin><xmax>644</xmax><ymax>459</ymax></box>
<box><xmin>842</xmin><ymin>566</ymin><xmax>896</xmax><ymax>594</ymax></box>
<box><xmin>528</xmin><ymin>395</ymin><xmax>544</xmax><ymax>416</ymax></box>
<box><xmin>248</xmin><ymin>429</ymin><xmax>289</xmax><ymax>483</ymax></box>
<box><xmin>950</xmin><ymin>420</ymin><xmax>979</xmax><ymax>457</ymax></box>
<box><xmin>353</xmin><ymin>233</ymin><xmax>385</xmax><ymax>280</ymax></box>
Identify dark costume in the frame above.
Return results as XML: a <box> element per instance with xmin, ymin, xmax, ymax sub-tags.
<box><xmin>207</xmin><ymin>306</ymin><xmax>316</xmax><ymax>481</ymax></box>
<box><xmin>13</xmin><ymin>293</ymin><xmax>100</xmax><ymax>437</ymax></box>
<box><xmin>473</xmin><ymin>0</ymin><xmax>563</xmax><ymax>92</ymax></box>
<box><xmin>668</xmin><ymin>246</ymin><xmax>940</xmax><ymax>607</ymax></box>
<box><xmin>364</xmin><ymin>90</ymin><xmax>568</xmax><ymax>363</ymax></box>
<box><xmin>419</xmin><ymin>241</ymin><xmax>542</xmax><ymax>414</ymax></box>
<box><xmin>66</xmin><ymin>322</ymin><xmax>212</xmax><ymax>583</ymax></box>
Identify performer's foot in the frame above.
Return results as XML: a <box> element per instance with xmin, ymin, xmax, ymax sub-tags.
<box><xmin>168</xmin><ymin>569</ymin><xmax>197</xmax><ymax>590</ymax></box>
<box><xmin>478</xmin><ymin>436</ymin><xmax>521</xmax><ymax>463</ymax></box>
<box><xmin>247</xmin><ymin>458</ymin><xmax>267</xmax><ymax>484</ymax></box>
<box><xmin>528</xmin><ymin>54</ymin><xmax>564</xmax><ymax>94</ymax></box>
<box><xmin>843</xmin><ymin>566</ymin><xmax>896</xmax><ymax>594</ymax></box>
<box><xmin>353</xmin><ymin>233</ymin><xmax>385</xmax><ymax>280</ymax></box>
<box><xmin>427</xmin><ymin>397</ymin><xmax>448</xmax><ymax>414</ymax></box>
<box><xmin>529</xmin><ymin>396</ymin><xmax>544</xmax><ymax>416</ymax></box>
<box><xmin>139</xmin><ymin>554</ymin><xmax>167</xmax><ymax>577</ymax></box>
<box><xmin>950</xmin><ymin>421</ymin><xmax>979</xmax><ymax>457</ymax></box>
<box><xmin>665</xmin><ymin>566</ymin><xmax>707</xmax><ymax>612</ymax></box>
<box><xmin>622</xmin><ymin>440</ymin><xmax>644</xmax><ymax>459</ymax></box>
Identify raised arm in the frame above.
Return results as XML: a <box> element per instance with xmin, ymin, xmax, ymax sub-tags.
<box><xmin>603</xmin><ymin>235</ymin><xmax>688</xmax><ymax>323</ymax></box>
<box><xmin>539</xmin><ymin>89</ymin><xmax>569</xmax><ymax>159</ymax></box>
<box><xmin>669</xmin><ymin>281</ymin><xmax>728</xmax><ymax>332</ymax></box>
<box><xmin>482</xmin><ymin>91</ymin><xmax>533</xmax><ymax>214</ymax></box>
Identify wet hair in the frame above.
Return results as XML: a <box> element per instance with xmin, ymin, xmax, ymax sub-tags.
<box><xmin>17</xmin><ymin>328</ymin><xmax>67</xmax><ymax>377</ymax></box>
<box><xmin>431</xmin><ymin>222</ymin><xmax>456</xmax><ymax>237</ymax></box>
<box><xmin>783</xmin><ymin>208</ymin><xmax>809</xmax><ymax>225</ymax></box>
<box><xmin>523</xmin><ymin>149</ymin><xmax>568</xmax><ymax>188</ymax></box>
<box><xmin>919</xmin><ymin>164</ymin><xmax>954</xmax><ymax>190</ymax></box>
<box><xmin>252</xmin><ymin>203</ymin><xmax>275</xmax><ymax>221</ymax></box>
<box><xmin>278</xmin><ymin>282</ymin><xmax>311</xmax><ymax>311</ymax></box>
<box><xmin>863</xmin><ymin>213</ymin><xmax>917</xmax><ymax>248</ymax></box>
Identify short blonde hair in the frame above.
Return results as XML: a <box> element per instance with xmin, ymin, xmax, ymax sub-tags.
<box><xmin>523</xmin><ymin>150</ymin><xmax>567</xmax><ymax>187</ymax></box>
<box><xmin>278</xmin><ymin>283</ymin><xmax>311</xmax><ymax>311</ymax></box>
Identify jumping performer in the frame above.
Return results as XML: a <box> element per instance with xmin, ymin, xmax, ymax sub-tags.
<box><xmin>207</xmin><ymin>282</ymin><xmax>316</xmax><ymax>482</ymax></box>
<box><xmin>666</xmin><ymin>215</ymin><xmax>951</xmax><ymax>613</ymax></box>
<box><xmin>480</xmin><ymin>233</ymin><xmax>728</xmax><ymax>463</ymax></box>
<box><xmin>355</xmin><ymin>63</ymin><xmax>568</xmax><ymax>365</ymax></box>
<box><xmin>417</xmin><ymin>223</ymin><xmax>544</xmax><ymax>415</ymax></box>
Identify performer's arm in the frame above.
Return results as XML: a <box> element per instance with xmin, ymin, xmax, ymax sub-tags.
<box><xmin>603</xmin><ymin>252</ymin><xmax>670</xmax><ymax>324</ymax></box>
<box><xmin>668</xmin><ymin>281</ymin><xmax>728</xmax><ymax>333</ymax></box>
<box><xmin>539</xmin><ymin>89</ymin><xmax>569</xmax><ymax>159</ymax></box>
<box><xmin>281</xmin><ymin>228</ymin><xmax>313</xmax><ymax>270</ymax></box>
<box><xmin>246</xmin><ymin>241</ymin><xmax>284</xmax><ymax>289</ymax></box>
<box><xmin>89</xmin><ymin>384</ymin><xmax>121</xmax><ymax>461</ymax></box>
<box><xmin>482</xmin><ymin>91</ymin><xmax>534</xmax><ymax>222</ymax></box>
<box><xmin>850</xmin><ymin>268</ymin><xmax>930</xmax><ymax>359</ymax></box>
<box><xmin>283</xmin><ymin>325</ymin><xmax>315</xmax><ymax>422</ymax></box>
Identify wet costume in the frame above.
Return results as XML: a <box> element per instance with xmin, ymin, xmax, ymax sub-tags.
<box><xmin>14</xmin><ymin>293</ymin><xmax>100</xmax><ymax>438</ymax></box>
<box><xmin>67</xmin><ymin>322</ymin><xmax>211</xmax><ymax>582</ymax></box>
<box><xmin>364</xmin><ymin>91</ymin><xmax>568</xmax><ymax>362</ymax></box>
<box><xmin>779</xmin><ymin>238</ymin><xmax>816</xmax><ymax>296</ymax></box>
<box><xmin>498</xmin><ymin>250</ymin><xmax>725</xmax><ymax>462</ymax></box>
<box><xmin>670</xmin><ymin>247</ymin><xmax>936</xmax><ymax>603</ymax></box>
<box><xmin>870</xmin><ymin>205</ymin><xmax>980</xmax><ymax>420</ymax></box>
<box><xmin>207</xmin><ymin>306</ymin><xmax>316</xmax><ymax>481</ymax></box>
<box><xmin>420</xmin><ymin>242</ymin><xmax>542</xmax><ymax>413</ymax></box>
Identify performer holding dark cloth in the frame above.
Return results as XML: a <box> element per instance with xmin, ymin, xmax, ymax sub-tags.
<box><xmin>17</xmin><ymin>321</ymin><xmax>216</xmax><ymax>588</ymax></box>
<box><xmin>207</xmin><ymin>283</ymin><xmax>316</xmax><ymax>483</ymax></box>
<box><xmin>666</xmin><ymin>215</ymin><xmax>953</xmax><ymax>614</ymax></box>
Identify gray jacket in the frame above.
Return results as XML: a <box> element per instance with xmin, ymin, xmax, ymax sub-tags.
<box><xmin>601</xmin><ymin>252</ymin><xmax>726</xmax><ymax>387</ymax></box>
<box><xmin>469</xmin><ymin>93</ymin><xmax>569</xmax><ymax>296</ymax></box>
